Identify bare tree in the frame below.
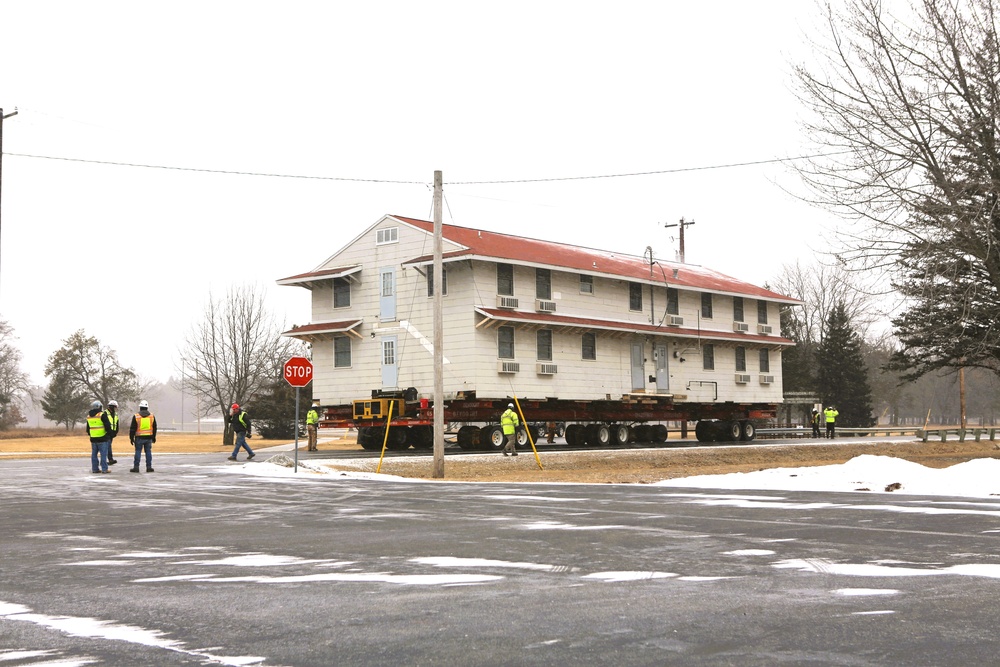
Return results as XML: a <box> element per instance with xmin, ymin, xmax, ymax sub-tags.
<box><xmin>793</xmin><ymin>0</ymin><xmax>1000</xmax><ymax>379</ymax></box>
<box><xmin>0</xmin><ymin>320</ymin><xmax>30</xmax><ymax>429</ymax></box>
<box><xmin>181</xmin><ymin>284</ymin><xmax>299</xmax><ymax>445</ymax></box>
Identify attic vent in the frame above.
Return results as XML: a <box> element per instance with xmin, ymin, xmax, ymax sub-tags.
<box><xmin>535</xmin><ymin>299</ymin><xmax>557</xmax><ymax>313</ymax></box>
<box><xmin>536</xmin><ymin>363</ymin><xmax>558</xmax><ymax>375</ymax></box>
<box><xmin>496</xmin><ymin>295</ymin><xmax>519</xmax><ymax>309</ymax></box>
<box><xmin>735</xmin><ymin>374</ymin><xmax>751</xmax><ymax>384</ymax></box>
<box><xmin>733</xmin><ymin>321</ymin><xmax>749</xmax><ymax>333</ymax></box>
<box><xmin>757</xmin><ymin>323</ymin><xmax>773</xmax><ymax>335</ymax></box>
<box><xmin>759</xmin><ymin>375</ymin><xmax>774</xmax><ymax>385</ymax></box>
<box><xmin>668</xmin><ymin>315</ymin><xmax>684</xmax><ymax>327</ymax></box>
<box><xmin>497</xmin><ymin>361</ymin><xmax>520</xmax><ymax>374</ymax></box>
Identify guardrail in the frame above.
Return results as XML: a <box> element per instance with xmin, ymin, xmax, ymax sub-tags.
<box><xmin>917</xmin><ymin>427</ymin><xmax>999</xmax><ymax>443</ymax></box>
<box><xmin>757</xmin><ymin>426</ymin><xmax>998</xmax><ymax>442</ymax></box>
<box><xmin>757</xmin><ymin>427</ymin><xmax>922</xmax><ymax>439</ymax></box>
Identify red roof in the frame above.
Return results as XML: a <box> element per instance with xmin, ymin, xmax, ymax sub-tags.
<box><xmin>394</xmin><ymin>215</ymin><xmax>797</xmax><ymax>303</ymax></box>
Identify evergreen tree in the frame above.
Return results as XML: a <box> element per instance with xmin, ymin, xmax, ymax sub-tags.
<box><xmin>816</xmin><ymin>302</ymin><xmax>875</xmax><ymax>428</ymax></box>
<box><xmin>253</xmin><ymin>377</ymin><xmax>313</xmax><ymax>440</ymax></box>
<box><xmin>41</xmin><ymin>372</ymin><xmax>92</xmax><ymax>429</ymax></box>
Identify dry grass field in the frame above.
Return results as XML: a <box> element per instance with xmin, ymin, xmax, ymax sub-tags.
<box><xmin>8</xmin><ymin>428</ymin><xmax>1000</xmax><ymax>485</ymax></box>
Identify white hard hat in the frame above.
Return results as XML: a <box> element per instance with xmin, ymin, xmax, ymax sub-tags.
<box><xmin>508</xmin><ymin>403</ymin><xmax>514</xmax><ymax>408</ymax></box>
<box><xmin>108</xmin><ymin>400</ymin><xmax>118</xmax><ymax>407</ymax></box>
<box><xmin>139</xmin><ymin>400</ymin><xmax>149</xmax><ymax>409</ymax></box>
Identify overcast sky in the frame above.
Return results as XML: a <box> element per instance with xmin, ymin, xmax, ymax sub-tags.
<box><xmin>0</xmin><ymin>1</ymin><xmax>840</xmax><ymax>387</ymax></box>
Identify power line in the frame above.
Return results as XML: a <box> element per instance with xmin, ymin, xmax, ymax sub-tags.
<box><xmin>2</xmin><ymin>149</ymin><xmax>851</xmax><ymax>186</ymax></box>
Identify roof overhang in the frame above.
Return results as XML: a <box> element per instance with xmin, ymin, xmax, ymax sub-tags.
<box><xmin>281</xmin><ymin>319</ymin><xmax>364</xmax><ymax>343</ymax></box>
<box><xmin>276</xmin><ymin>265</ymin><xmax>362</xmax><ymax>290</ymax></box>
<box><xmin>474</xmin><ymin>307</ymin><xmax>794</xmax><ymax>346</ymax></box>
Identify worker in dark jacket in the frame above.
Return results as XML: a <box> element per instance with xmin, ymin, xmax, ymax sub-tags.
<box><xmin>86</xmin><ymin>400</ymin><xmax>114</xmax><ymax>474</ymax></box>
<box><xmin>129</xmin><ymin>399</ymin><xmax>157</xmax><ymax>472</ymax></box>
<box><xmin>811</xmin><ymin>409</ymin><xmax>821</xmax><ymax>438</ymax></box>
<box><xmin>227</xmin><ymin>403</ymin><xmax>255</xmax><ymax>461</ymax></box>
<box><xmin>105</xmin><ymin>399</ymin><xmax>120</xmax><ymax>465</ymax></box>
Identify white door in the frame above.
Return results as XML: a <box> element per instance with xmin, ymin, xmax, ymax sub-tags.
<box><xmin>655</xmin><ymin>343</ymin><xmax>669</xmax><ymax>392</ymax></box>
<box><xmin>381</xmin><ymin>336</ymin><xmax>398</xmax><ymax>388</ymax></box>
<box><xmin>630</xmin><ymin>341</ymin><xmax>645</xmax><ymax>391</ymax></box>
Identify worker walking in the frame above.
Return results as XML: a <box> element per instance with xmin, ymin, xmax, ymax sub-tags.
<box><xmin>500</xmin><ymin>403</ymin><xmax>520</xmax><ymax>457</ymax></box>
<box><xmin>306</xmin><ymin>399</ymin><xmax>320</xmax><ymax>451</ymax></box>
<box><xmin>824</xmin><ymin>405</ymin><xmax>839</xmax><ymax>439</ymax></box>
<box><xmin>105</xmin><ymin>399</ymin><xmax>120</xmax><ymax>465</ymax></box>
<box><xmin>86</xmin><ymin>401</ymin><xmax>113</xmax><ymax>474</ymax></box>
<box><xmin>129</xmin><ymin>400</ymin><xmax>157</xmax><ymax>472</ymax></box>
<box><xmin>811</xmin><ymin>409</ymin><xmax>821</xmax><ymax>438</ymax></box>
<box><xmin>227</xmin><ymin>403</ymin><xmax>255</xmax><ymax>461</ymax></box>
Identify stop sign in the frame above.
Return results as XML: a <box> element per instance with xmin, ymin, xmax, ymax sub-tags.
<box><xmin>283</xmin><ymin>356</ymin><xmax>313</xmax><ymax>387</ymax></box>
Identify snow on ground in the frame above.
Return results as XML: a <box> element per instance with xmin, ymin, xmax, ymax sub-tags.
<box><xmin>653</xmin><ymin>454</ymin><xmax>1000</xmax><ymax>499</ymax></box>
<box><xmin>220</xmin><ymin>452</ymin><xmax>1000</xmax><ymax>499</ymax></box>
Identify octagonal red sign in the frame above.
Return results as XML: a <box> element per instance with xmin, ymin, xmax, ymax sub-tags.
<box><xmin>283</xmin><ymin>356</ymin><xmax>313</xmax><ymax>387</ymax></box>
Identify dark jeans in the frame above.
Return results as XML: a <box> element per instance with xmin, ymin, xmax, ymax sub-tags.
<box><xmin>826</xmin><ymin>423</ymin><xmax>836</xmax><ymax>438</ymax></box>
<box><xmin>134</xmin><ymin>437</ymin><xmax>153</xmax><ymax>469</ymax></box>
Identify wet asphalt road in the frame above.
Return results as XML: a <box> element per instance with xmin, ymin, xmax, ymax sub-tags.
<box><xmin>3</xmin><ymin>451</ymin><xmax>1000</xmax><ymax>666</ymax></box>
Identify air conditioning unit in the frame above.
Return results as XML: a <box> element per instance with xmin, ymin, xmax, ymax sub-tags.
<box><xmin>668</xmin><ymin>315</ymin><xmax>684</xmax><ymax>326</ymax></box>
<box><xmin>536</xmin><ymin>363</ymin><xmax>558</xmax><ymax>375</ymax></box>
<box><xmin>759</xmin><ymin>374</ymin><xmax>774</xmax><ymax>385</ymax></box>
<box><xmin>735</xmin><ymin>373</ymin><xmax>751</xmax><ymax>384</ymax></box>
<box><xmin>733</xmin><ymin>321</ymin><xmax>749</xmax><ymax>333</ymax></box>
<box><xmin>757</xmin><ymin>323</ymin><xmax>773</xmax><ymax>335</ymax></box>
<box><xmin>497</xmin><ymin>360</ymin><xmax>520</xmax><ymax>374</ymax></box>
<box><xmin>535</xmin><ymin>299</ymin><xmax>557</xmax><ymax>313</ymax></box>
<box><xmin>497</xmin><ymin>295</ymin><xmax>519</xmax><ymax>309</ymax></box>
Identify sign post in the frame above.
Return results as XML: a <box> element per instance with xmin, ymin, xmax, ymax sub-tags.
<box><xmin>283</xmin><ymin>356</ymin><xmax>314</xmax><ymax>472</ymax></box>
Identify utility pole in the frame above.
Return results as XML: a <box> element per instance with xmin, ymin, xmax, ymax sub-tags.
<box><xmin>0</xmin><ymin>107</ymin><xmax>18</xmax><ymax>295</ymax></box>
<box><xmin>664</xmin><ymin>217</ymin><xmax>695</xmax><ymax>263</ymax></box>
<box><xmin>432</xmin><ymin>170</ymin><xmax>444</xmax><ymax>478</ymax></box>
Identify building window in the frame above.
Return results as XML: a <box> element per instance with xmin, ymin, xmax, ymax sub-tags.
<box><xmin>381</xmin><ymin>271</ymin><xmax>394</xmax><ymax>298</ymax></box>
<box><xmin>580</xmin><ymin>275</ymin><xmax>594</xmax><ymax>294</ymax></box>
<box><xmin>759</xmin><ymin>348</ymin><xmax>770</xmax><ymax>373</ymax></box>
<box><xmin>582</xmin><ymin>332</ymin><xmax>596</xmax><ymax>360</ymax></box>
<box><xmin>334</xmin><ymin>337</ymin><xmax>352</xmax><ymax>368</ymax></box>
<box><xmin>735</xmin><ymin>346</ymin><xmax>746</xmax><ymax>372</ymax></box>
<box><xmin>382</xmin><ymin>339</ymin><xmax>395</xmax><ymax>366</ymax></box>
<box><xmin>376</xmin><ymin>227</ymin><xmax>398</xmax><ymax>245</ymax></box>
<box><xmin>757</xmin><ymin>300</ymin><xmax>768</xmax><ymax>324</ymax></box>
<box><xmin>497</xmin><ymin>263</ymin><xmax>514</xmax><ymax>296</ymax></box>
<box><xmin>703</xmin><ymin>344</ymin><xmax>715</xmax><ymax>370</ymax></box>
<box><xmin>427</xmin><ymin>268</ymin><xmax>448</xmax><ymax>296</ymax></box>
<box><xmin>498</xmin><ymin>326</ymin><xmax>515</xmax><ymax>359</ymax></box>
<box><xmin>629</xmin><ymin>282</ymin><xmax>643</xmax><ymax>311</ymax></box>
<box><xmin>536</xmin><ymin>330</ymin><xmax>553</xmax><ymax>361</ymax></box>
<box><xmin>701</xmin><ymin>293</ymin><xmax>713</xmax><ymax>318</ymax></box>
<box><xmin>333</xmin><ymin>277</ymin><xmax>351</xmax><ymax>308</ymax></box>
<box><xmin>667</xmin><ymin>287</ymin><xmax>679</xmax><ymax>315</ymax></box>
<box><xmin>536</xmin><ymin>269</ymin><xmax>551</xmax><ymax>300</ymax></box>
<box><xmin>734</xmin><ymin>296</ymin><xmax>744</xmax><ymax>322</ymax></box>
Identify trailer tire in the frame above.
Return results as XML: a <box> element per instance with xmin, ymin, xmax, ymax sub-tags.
<box><xmin>481</xmin><ymin>424</ymin><xmax>505</xmax><ymax>451</ymax></box>
<box><xmin>517</xmin><ymin>428</ymin><xmax>530</xmax><ymax>448</ymax></box>
<box><xmin>611</xmin><ymin>424</ymin><xmax>631</xmax><ymax>446</ymax></box>
<box><xmin>385</xmin><ymin>426</ymin><xmax>411</xmax><ymax>450</ymax></box>
<box><xmin>410</xmin><ymin>426</ymin><xmax>433</xmax><ymax>449</ymax></box>
<box><xmin>740</xmin><ymin>420</ymin><xmax>756</xmax><ymax>442</ymax></box>
<box><xmin>651</xmin><ymin>424</ymin><xmax>669</xmax><ymax>443</ymax></box>
<box><xmin>457</xmin><ymin>425</ymin><xmax>479</xmax><ymax>450</ymax></box>
<box><xmin>694</xmin><ymin>421</ymin><xmax>712</xmax><ymax>443</ymax></box>
<box><xmin>724</xmin><ymin>420</ymin><xmax>742</xmax><ymax>442</ymax></box>
<box><xmin>585</xmin><ymin>424</ymin><xmax>611</xmax><ymax>446</ymax></box>
<box><xmin>564</xmin><ymin>423</ymin><xmax>585</xmax><ymax>447</ymax></box>
<box><xmin>357</xmin><ymin>427</ymin><xmax>380</xmax><ymax>451</ymax></box>
<box><xmin>634</xmin><ymin>424</ymin><xmax>652</xmax><ymax>443</ymax></box>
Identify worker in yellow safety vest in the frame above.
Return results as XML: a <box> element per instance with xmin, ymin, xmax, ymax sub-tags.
<box><xmin>306</xmin><ymin>399</ymin><xmax>320</xmax><ymax>451</ymax></box>
<box><xmin>86</xmin><ymin>400</ymin><xmax>113</xmax><ymax>474</ymax></box>
<box><xmin>105</xmin><ymin>399</ymin><xmax>120</xmax><ymax>466</ymax></box>
<box><xmin>500</xmin><ymin>403</ymin><xmax>520</xmax><ymax>457</ymax></box>
<box><xmin>129</xmin><ymin>399</ymin><xmax>158</xmax><ymax>472</ymax></box>
<box><xmin>824</xmin><ymin>405</ymin><xmax>839</xmax><ymax>439</ymax></box>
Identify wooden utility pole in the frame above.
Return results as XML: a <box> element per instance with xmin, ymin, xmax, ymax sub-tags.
<box><xmin>664</xmin><ymin>217</ymin><xmax>695</xmax><ymax>263</ymax></box>
<box><xmin>432</xmin><ymin>171</ymin><xmax>445</xmax><ymax>478</ymax></box>
<box><xmin>0</xmin><ymin>107</ymin><xmax>18</xmax><ymax>295</ymax></box>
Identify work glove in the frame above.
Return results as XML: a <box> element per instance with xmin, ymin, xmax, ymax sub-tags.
<box><xmin>246</xmin><ymin>433</ymin><xmax>252</xmax><ymax>439</ymax></box>
<box><xmin>129</xmin><ymin>439</ymin><xmax>135</xmax><ymax>446</ymax></box>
